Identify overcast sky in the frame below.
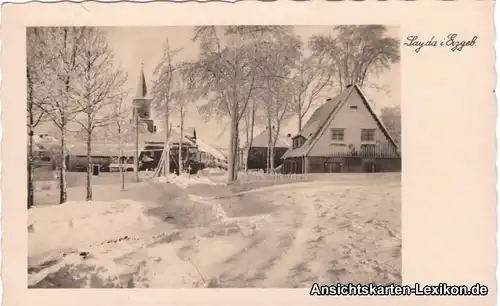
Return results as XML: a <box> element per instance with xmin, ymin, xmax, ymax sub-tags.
<box><xmin>37</xmin><ymin>26</ymin><xmax>400</xmax><ymax>149</ymax></box>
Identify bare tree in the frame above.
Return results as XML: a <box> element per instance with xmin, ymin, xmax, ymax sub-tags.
<box><xmin>188</xmin><ymin>26</ymin><xmax>302</xmax><ymax>182</ymax></box>
<box><xmin>115</xmin><ymin>99</ymin><xmax>130</xmax><ymax>192</ymax></box>
<box><xmin>241</xmin><ymin>98</ymin><xmax>259</xmax><ymax>172</ymax></box>
<box><xmin>261</xmin><ymin>77</ymin><xmax>296</xmax><ymax>172</ymax></box>
<box><xmin>34</xmin><ymin>27</ymin><xmax>89</xmax><ymax>204</ymax></box>
<box><xmin>172</xmin><ymin>66</ymin><xmax>199</xmax><ymax>175</ymax></box>
<box><xmin>99</xmin><ymin>94</ymin><xmax>133</xmax><ymax>191</ymax></box>
<box><xmin>72</xmin><ymin>28</ymin><xmax>128</xmax><ymax>201</ymax></box>
<box><xmin>177</xmin><ymin>101</ymin><xmax>187</xmax><ymax>175</ymax></box>
<box><xmin>380</xmin><ymin>105</ymin><xmax>401</xmax><ymax>146</ymax></box>
<box><xmin>151</xmin><ymin>38</ymin><xmax>183</xmax><ymax>177</ymax></box>
<box><xmin>290</xmin><ymin>56</ymin><xmax>334</xmax><ymax>133</ymax></box>
<box><xmin>256</xmin><ymin>40</ymin><xmax>301</xmax><ymax>172</ymax></box>
<box><xmin>26</xmin><ymin>28</ymin><xmax>51</xmax><ymax>209</ymax></box>
<box><xmin>309</xmin><ymin>25</ymin><xmax>400</xmax><ymax>90</ymax></box>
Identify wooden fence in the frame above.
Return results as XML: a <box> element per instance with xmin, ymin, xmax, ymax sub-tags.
<box><xmin>236</xmin><ymin>171</ymin><xmax>400</xmax><ymax>183</ymax></box>
<box><xmin>325</xmin><ymin>143</ymin><xmax>400</xmax><ymax>158</ymax></box>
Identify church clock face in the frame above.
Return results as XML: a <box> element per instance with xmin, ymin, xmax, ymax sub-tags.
<box><xmin>139</xmin><ymin>122</ymin><xmax>148</xmax><ymax>133</ymax></box>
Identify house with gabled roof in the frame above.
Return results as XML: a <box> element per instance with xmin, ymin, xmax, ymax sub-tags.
<box><xmin>281</xmin><ymin>84</ymin><xmax>401</xmax><ymax>174</ymax></box>
<box><xmin>244</xmin><ymin>126</ymin><xmax>291</xmax><ymax>171</ymax></box>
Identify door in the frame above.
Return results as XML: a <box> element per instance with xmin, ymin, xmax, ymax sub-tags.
<box><xmin>92</xmin><ymin>164</ymin><xmax>100</xmax><ymax>176</ymax></box>
<box><xmin>363</xmin><ymin>161</ymin><xmax>382</xmax><ymax>172</ymax></box>
<box><xmin>331</xmin><ymin>162</ymin><xmax>341</xmax><ymax>173</ymax></box>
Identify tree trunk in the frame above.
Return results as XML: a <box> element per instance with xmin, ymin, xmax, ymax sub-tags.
<box><xmin>166</xmin><ymin>131</ymin><xmax>171</xmax><ymax>177</ymax></box>
<box><xmin>118</xmin><ymin>125</ymin><xmax>125</xmax><ymax>191</ymax></box>
<box><xmin>120</xmin><ymin>150</ymin><xmax>125</xmax><ymax>191</ymax></box>
<box><xmin>86</xmin><ymin>129</ymin><xmax>93</xmax><ymax>201</ymax></box>
<box><xmin>266</xmin><ymin>148</ymin><xmax>270</xmax><ymax>173</ymax></box>
<box><xmin>164</xmin><ymin>105</ymin><xmax>170</xmax><ymax>176</ymax></box>
<box><xmin>27</xmin><ymin>113</ymin><xmax>34</xmax><ymax>209</ymax></box>
<box><xmin>243</xmin><ymin>131</ymin><xmax>249</xmax><ymax>173</ymax></box>
<box><xmin>267</xmin><ymin>124</ymin><xmax>272</xmax><ymax>173</ymax></box>
<box><xmin>28</xmin><ymin>129</ymin><xmax>34</xmax><ymax>209</ymax></box>
<box><xmin>59</xmin><ymin>125</ymin><xmax>67</xmax><ymax>204</ymax></box>
<box><xmin>244</xmin><ymin>147</ymin><xmax>251</xmax><ymax>173</ymax></box>
<box><xmin>134</xmin><ymin>110</ymin><xmax>139</xmax><ymax>182</ymax></box>
<box><xmin>269</xmin><ymin>128</ymin><xmax>275</xmax><ymax>172</ymax></box>
<box><xmin>233</xmin><ymin>123</ymin><xmax>239</xmax><ymax>180</ymax></box>
<box><xmin>244</xmin><ymin>104</ymin><xmax>256</xmax><ymax>173</ymax></box>
<box><xmin>27</xmin><ymin>68</ymin><xmax>35</xmax><ymax>209</ymax></box>
<box><xmin>297</xmin><ymin>98</ymin><xmax>303</xmax><ymax>133</ymax></box>
<box><xmin>179</xmin><ymin>107</ymin><xmax>184</xmax><ymax>175</ymax></box>
<box><xmin>227</xmin><ymin>111</ymin><xmax>238</xmax><ymax>182</ymax></box>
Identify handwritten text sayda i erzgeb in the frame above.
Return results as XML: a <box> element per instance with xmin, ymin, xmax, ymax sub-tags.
<box><xmin>403</xmin><ymin>34</ymin><xmax>477</xmax><ymax>53</ymax></box>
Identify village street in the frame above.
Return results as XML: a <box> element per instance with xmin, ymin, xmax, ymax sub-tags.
<box><xmin>28</xmin><ymin>171</ymin><xmax>401</xmax><ymax>288</ymax></box>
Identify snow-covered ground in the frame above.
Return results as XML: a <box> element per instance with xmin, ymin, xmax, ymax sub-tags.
<box><xmin>29</xmin><ymin>200</ymin><xmax>161</xmax><ymax>256</ymax></box>
<box><xmin>152</xmin><ymin>173</ymin><xmax>223</xmax><ymax>189</ymax></box>
<box><xmin>28</xmin><ymin>173</ymin><xmax>401</xmax><ymax>288</ymax></box>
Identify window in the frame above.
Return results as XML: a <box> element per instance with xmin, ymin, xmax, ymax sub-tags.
<box><xmin>293</xmin><ymin>136</ymin><xmax>305</xmax><ymax>149</ymax></box>
<box><xmin>350</xmin><ymin>105</ymin><xmax>358</xmax><ymax>110</ymax></box>
<box><xmin>331</xmin><ymin>129</ymin><xmax>345</xmax><ymax>141</ymax></box>
<box><xmin>361</xmin><ymin>129</ymin><xmax>376</xmax><ymax>142</ymax></box>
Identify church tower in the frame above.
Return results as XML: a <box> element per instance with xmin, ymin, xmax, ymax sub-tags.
<box><xmin>132</xmin><ymin>63</ymin><xmax>156</xmax><ymax>133</ymax></box>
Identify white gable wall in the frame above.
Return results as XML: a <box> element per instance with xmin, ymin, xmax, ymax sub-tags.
<box><xmin>308</xmin><ymin>90</ymin><xmax>397</xmax><ymax>157</ymax></box>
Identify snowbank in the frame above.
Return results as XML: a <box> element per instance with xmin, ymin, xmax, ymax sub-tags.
<box><xmin>153</xmin><ymin>173</ymin><xmax>222</xmax><ymax>189</ymax></box>
<box><xmin>28</xmin><ymin>199</ymin><xmax>161</xmax><ymax>257</ymax></box>
<box><xmin>204</xmin><ymin>167</ymin><xmax>225</xmax><ymax>174</ymax></box>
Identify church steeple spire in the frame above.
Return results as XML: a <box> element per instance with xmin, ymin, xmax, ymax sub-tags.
<box><xmin>136</xmin><ymin>62</ymin><xmax>148</xmax><ymax>98</ymax></box>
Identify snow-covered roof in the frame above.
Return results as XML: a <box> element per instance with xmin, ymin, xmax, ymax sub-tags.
<box><xmin>139</xmin><ymin>126</ymin><xmax>226</xmax><ymax>161</ymax></box>
<box><xmin>141</xmin><ymin>129</ymin><xmax>195</xmax><ymax>147</ymax></box>
<box><xmin>195</xmin><ymin>138</ymin><xmax>226</xmax><ymax>161</ymax></box>
<box><xmin>167</xmin><ymin>127</ymin><xmax>226</xmax><ymax>161</ymax></box>
<box><xmin>34</xmin><ymin>129</ymin><xmax>227</xmax><ymax>162</ymax></box>
<box><xmin>250</xmin><ymin>127</ymin><xmax>291</xmax><ymax>148</ymax></box>
<box><xmin>32</xmin><ymin>134</ymin><xmax>59</xmax><ymax>151</ymax></box>
<box><xmin>67</xmin><ymin>143</ymin><xmax>138</xmax><ymax>157</ymax></box>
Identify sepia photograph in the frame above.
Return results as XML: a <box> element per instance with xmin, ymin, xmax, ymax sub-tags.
<box><xmin>26</xmin><ymin>25</ymin><xmax>402</xmax><ymax>288</ymax></box>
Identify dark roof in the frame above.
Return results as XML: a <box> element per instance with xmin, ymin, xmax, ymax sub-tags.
<box><xmin>281</xmin><ymin>86</ymin><xmax>353</xmax><ymax>159</ymax></box>
<box><xmin>249</xmin><ymin>126</ymin><xmax>291</xmax><ymax>148</ymax></box>
<box><xmin>281</xmin><ymin>85</ymin><xmax>400</xmax><ymax>159</ymax></box>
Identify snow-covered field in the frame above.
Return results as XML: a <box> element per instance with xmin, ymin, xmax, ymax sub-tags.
<box><xmin>28</xmin><ymin>173</ymin><xmax>401</xmax><ymax>288</ymax></box>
